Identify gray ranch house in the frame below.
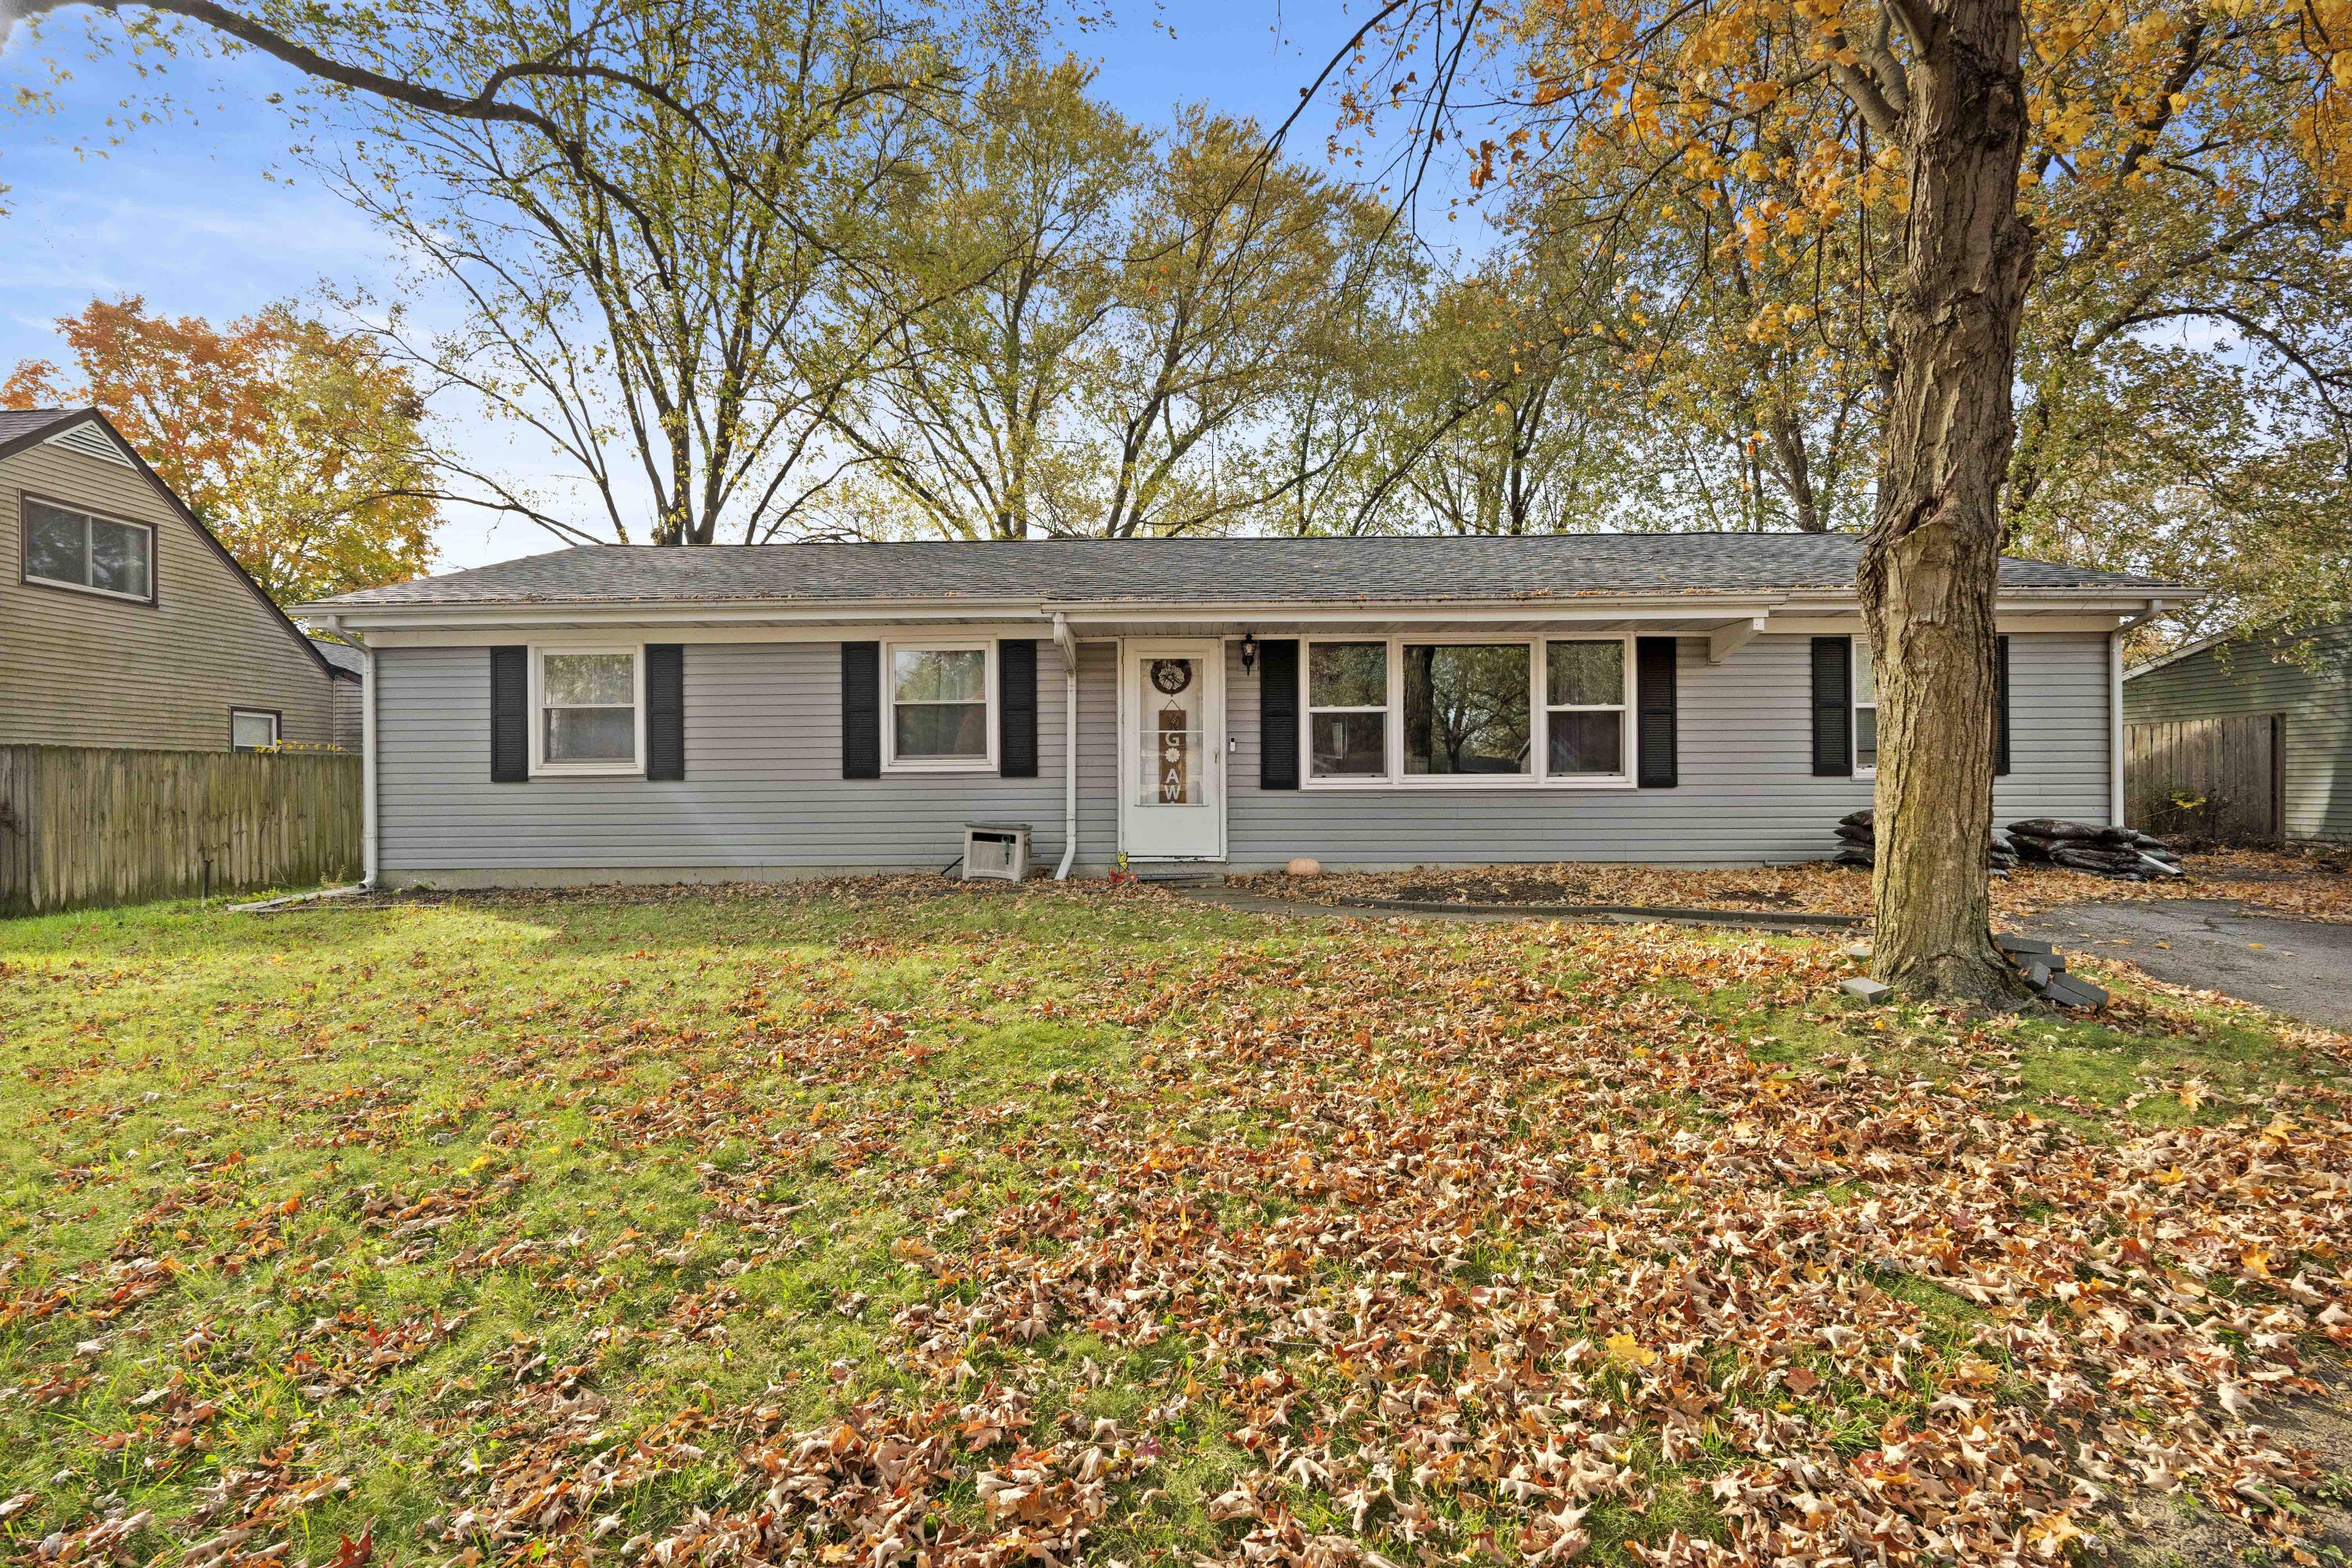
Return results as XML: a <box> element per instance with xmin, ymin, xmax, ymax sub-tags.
<box><xmin>301</xmin><ymin>535</ymin><xmax>2186</xmax><ymax>886</ymax></box>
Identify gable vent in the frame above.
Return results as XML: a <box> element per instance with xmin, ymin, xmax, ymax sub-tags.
<box><xmin>45</xmin><ymin>421</ymin><xmax>136</xmax><ymax>467</ymax></box>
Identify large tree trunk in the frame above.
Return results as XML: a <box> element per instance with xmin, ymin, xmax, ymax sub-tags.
<box><xmin>1860</xmin><ymin>0</ymin><xmax>2036</xmax><ymax>1005</ymax></box>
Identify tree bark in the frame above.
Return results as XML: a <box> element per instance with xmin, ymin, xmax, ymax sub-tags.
<box><xmin>1860</xmin><ymin>0</ymin><xmax>2036</xmax><ymax>1005</ymax></box>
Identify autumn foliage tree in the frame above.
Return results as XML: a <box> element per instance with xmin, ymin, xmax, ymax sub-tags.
<box><xmin>1338</xmin><ymin>0</ymin><xmax>2350</xmax><ymax>1002</ymax></box>
<box><xmin>4</xmin><ymin>297</ymin><xmax>440</xmax><ymax>603</ymax></box>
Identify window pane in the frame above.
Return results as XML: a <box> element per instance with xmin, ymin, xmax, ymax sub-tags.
<box><xmin>1546</xmin><ymin>641</ymin><xmax>1624</xmax><ymax>707</ymax></box>
<box><xmin>1403</xmin><ymin>644</ymin><xmax>1530</xmax><ymax>775</ymax></box>
<box><xmin>893</xmin><ymin>648</ymin><xmax>985</xmax><ymax>704</ymax></box>
<box><xmin>1308</xmin><ymin>642</ymin><xmax>1386</xmax><ymax>708</ymax></box>
<box><xmin>895</xmin><ymin>701</ymin><xmax>988</xmax><ymax>759</ymax></box>
<box><xmin>546</xmin><ymin>706</ymin><xmax>636</xmax><ymax>762</ymax></box>
<box><xmin>1853</xmin><ymin>640</ymin><xmax>1878</xmax><ymax>702</ymax></box>
<box><xmin>24</xmin><ymin>501</ymin><xmax>85</xmax><ymax>585</ymax></box>
<box><xmin>90</xmin><ymin>518</ymin><xmax>149</xmax><ymax>597</ymax></box>
<box><xmin>1309</xmin><ymin>711</ymin><xmax>1386</xmax><ymax>777</ymax></box>
<box><xmin>231</xmin><ymin>711</ymin><xmax>277</xmax><ymax>750</ymax></box>
<box><xmin>543</xmin><ymin>652</ymin><xmax>633</xmax><ymax>706</ymax></box>
<box><xmin>1548</xmin><ymin>709</ymin><xmax>1624</xmax><ymax>775</ymax></box>
<box><xmin>1855</xmin><ymin>706</ymin><xmax>1878</xmax><ymax>770</ymax></box>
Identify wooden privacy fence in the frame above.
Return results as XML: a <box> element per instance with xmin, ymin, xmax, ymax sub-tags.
<box><xmin>2124</xmin><ymin>713</ymin><xmax>2283</xmax><ymax>844</ymax></box>
<box><xmin>0</xmin><ymin>746</ymin><xmax>361</xmax><ymax>916</ymax></box>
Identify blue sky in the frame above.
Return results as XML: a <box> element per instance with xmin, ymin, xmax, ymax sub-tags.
<box><xmin>2</xmin><ymin>5</ymin><xmax>1475</xmax><ymax>572</ymax></box>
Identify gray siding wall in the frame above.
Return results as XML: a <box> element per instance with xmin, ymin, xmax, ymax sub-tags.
<box><xmin>2125</xmin><ymin>622</ymin><xmax>2352</xmax><ymax>840</ymax></box>
<box><xmin>331</xmin><ymin>677</ymin><xmax>365</xmax><ymax>753</ymax></box>
<box><xmin>379</xmin><ymin>641</ymin><xmax>1069</xmax><ymax>877</ymax></box>
<box><xmin>1218</xmin><ymin>632</ymin><xmax>2113</xmax><ymax>869</ymax></box>
<box><xmin>0</xmin><ymin>440</ymin><xmax>337</xmax><ymax>750</ymax></box>
<box><xmin>376</xmin><ymin>630</ymin><xmax>2115</xmax><ymax>880</ymax></box>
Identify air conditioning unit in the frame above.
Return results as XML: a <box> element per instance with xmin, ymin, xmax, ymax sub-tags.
<box><xmin>962</xmin><ymin>822</ymin><xmax>1032</xmax><ymax>882</ymax></box>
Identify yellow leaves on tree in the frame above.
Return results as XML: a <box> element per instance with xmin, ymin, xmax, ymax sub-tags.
<box><xmin>2</xmin><ymin>296</ymin><xmax>440</xmax><ymax>604</ymax></box>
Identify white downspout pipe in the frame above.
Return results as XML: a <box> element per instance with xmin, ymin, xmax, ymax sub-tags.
<box><xmin>2110</xmin><ymin>599</ymin><xmax>2165</xmax><ymax>827</ymax></box>
<box><xmin>358</xmin><ymin>629</ymin><xmax>380</xmax><ymax>890</ymax></box>
<box><xmin>1052</xmin><ymin>612</ymin><xmax>1079</xmax><ymax>879</ymax></box>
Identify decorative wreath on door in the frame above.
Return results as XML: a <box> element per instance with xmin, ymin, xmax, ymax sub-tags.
<box><xmin>1149</xmin><ymin>659</ymin><xmax>1195</xmax><ymax>695</ymax></box>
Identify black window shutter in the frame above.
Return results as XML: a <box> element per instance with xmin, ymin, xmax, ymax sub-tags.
<box><xmin>842</xmin><ymin>641</ymin><xmax>881</xmax><ymax>779</ymax></box>
<box><xmin>489</xmin><ymin>645</ymin><xmax>528</xmax><ymax>783</ymax></box>
<box><xmin>1258</xmin><ymin>638</ymin><xmax>1300</xmax><ymax>790</ymax></box>
<box><xmin>1635</xmin><ymin>637</ymin><xmax>1678</xmax><ymax>788</ymax></box>
<box><xmin>1000</xmin><ymin>639</ymin><xmax>1038</xmax><ymax>778</ymax></box>
<box><xmin>1811</xmin><ymin>636</ymin><xmax>1853</xmax><ymax>777</ymax></box>
<box><xmin>645</xmin><ymin>643</ymin><xmax>684</xmax><ymax>781</ymax></box>
<box><xmin>1994</xmin><ymin>634</ymin><xmax>2012</xmax><ymax>777</ymax></box>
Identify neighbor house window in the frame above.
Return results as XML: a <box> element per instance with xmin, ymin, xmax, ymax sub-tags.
<box><xmin>230</xmin><ymin>709</ymin><xmax>280</xmax><ymax>751</ymax></box>
<box><xmin>1853</xmin><ymin>639</ymin><xmax>1878</xmax><ymax>774</ymax></box>
<box><xmin>1403</xmin><ymin>643</ymin><xmax>1531</xmax><ymax>776</ymax></box>
<box><xmin>1544</xmin><ymin>640</ymin><xmax>1629</xmax><ymax>778</ymax></box>
<box><xmin>21</xmin><ymin>495</ymin><xmax>153</xmax><ymax>601</ymax></box>
<box><xmin>1307</xmin><ymin>641</ymin><xmax>1388</xmax><ymax>779</ymax></box>
<box><xmin>534</xmin><ymin>648</ymin><xmax>641</xmax><ymax>773</ymax></box>
<box><xmin>886</xmin><ymin>641</ymin><xmax>993</xmax><ymax>769</ymax></box>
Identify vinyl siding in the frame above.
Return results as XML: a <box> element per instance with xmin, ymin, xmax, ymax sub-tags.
<box><xmin>331</xmin><ymin>677</ymin><xmax>365</xmax><ymax>753</ymax></box>
<box><xmin>378</xmin><ymin>630</ymin><xmax>2116</xmax><ymax>879</ymax></box>
<box><xmin>2125</xmin><ymin>622</ymin><xmax>2352</xmax><ymax>841</ymax></box>
<box><xmin>0</xmin><ymin>440</ymin><xmax>337</xmax><ymax>750</ymax></box>
<box><xmin>378</xmin><ymin>641</ymin><xmax>1069</xmax><ymax>877</ymax></box>
<box><xmin>1220</xmin><ymin>632</ymin><xmax>2114</xmax><ymax>869</ymax></box>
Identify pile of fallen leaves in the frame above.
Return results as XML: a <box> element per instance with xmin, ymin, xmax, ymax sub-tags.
<box><xmin>1240</xmin><ymin>848</ymin><xmax>2352</xmax><ymax>924</ymax></box>
<box><xmin>5</xmin><ymin>890</ymin><xmax>2350</xmax><ymax>1567</ymax></box>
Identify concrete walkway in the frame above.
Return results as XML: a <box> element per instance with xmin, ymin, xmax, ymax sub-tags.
<box><xmin>2016</xmin><ymin>899</ymin><xmax>2352</xmax><ymax>1031</ymax></box>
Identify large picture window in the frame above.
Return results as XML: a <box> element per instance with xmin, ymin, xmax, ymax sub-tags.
<box><xmin>21</xmin><ymin>495</ymin><xmax>153</xmax><ymax>602</ymax></box>
<box><xmin>1307</xmin><ymin>641</ymin><xmax>1388</xmax><ymax>779</ymax></box>
<box><xmin>887</xmin><ymin>641</ymin><xmax>994</xmax><ymax>769</ymax></box>
<box><xmin>534</xmin><ymin>648</ymin><xmax>641</xmax><ymax>773</ymax></box>
<box><xmin>1300</xmin><ymin>635</ymin><xmax>1636</xmax><ymax>787</ymax></box>
<box><xmin>1404</xmin><ymin>643</ymin><xmax>1530</xmax><ymax>775</ymax></box>
<box><xmin>1544</xmin><ymin>640</ymin><xmax>1628</xmax><ymax>778</ymax></box>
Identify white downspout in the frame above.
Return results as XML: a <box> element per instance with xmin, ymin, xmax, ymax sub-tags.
<box><xmin>358</xmin><ymin>629</ymin><xmax>380</xmax><ymax>890</ymax></box>
<box><xmin>1052</xmin><ymin>612</ymin><xmax>1079</xmax><ymax>879</ymax></box>
<box><xmin>2110</xmin><ymin>599</ymin><xmax>2165</xmax><ymax>826</ymax></box>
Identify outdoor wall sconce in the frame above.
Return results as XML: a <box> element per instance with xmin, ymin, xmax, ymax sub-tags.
<box><xmin>1240</xmin><ymin>632</ymin><xmax>1258</xmax><ymax>674</ymax></box>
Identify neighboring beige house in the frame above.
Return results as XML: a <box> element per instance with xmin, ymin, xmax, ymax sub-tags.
<box><xmin>2</xmin><ymin>407</ymin><xmax>341</xmax><ymax>751</ymax></box>
<box><xmin>310</xmin><ymin>636</ymin><xmax>368</xmax><ymax>752</ymax></box>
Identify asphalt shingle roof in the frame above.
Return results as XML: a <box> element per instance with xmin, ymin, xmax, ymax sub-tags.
<box><xmin>309</xmin><ymin>533</ymin><xmax>2173</xmax><ymax>612</ymax></box>
<box><xmin>0</xmin><ymin>408</ymin><xmax>81</xmax><ymax>452</ymax></box>
<box><xmin>307</xmin><ymin>637</ymin><xmax>368</xmax><ymax>677</ymax></box>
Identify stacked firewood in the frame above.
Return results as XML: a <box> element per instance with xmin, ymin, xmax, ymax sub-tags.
<box><xmin>1831</xmin><ymin>811</ymin><xmax>2186</xmax><ymax>882</ymax></box>
<box><xmin>1831</xmin><ymin>810</ymin><xmax>2020</xmax><ymax>873</ymax></box>
<box><xmin>2006</xmin><ymin>819</ymin><xmax>2186</xmax><ymax>880</ymax></box>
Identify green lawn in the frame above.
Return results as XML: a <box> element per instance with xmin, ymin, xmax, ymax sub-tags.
<box><xmin>2</xmin><ymin>884</ymin><xmax>2348</xmax><ymax>1566</ymax></box>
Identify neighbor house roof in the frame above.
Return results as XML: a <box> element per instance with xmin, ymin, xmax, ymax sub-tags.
<box><xmin>307</xmin><ymin>636</ymin><xmax>368</xmax><ymax>681</ymax></box>
<box><xmin>307</xmin><ymin>533</ymin><xmax>2179</xmax><ymax>614</ymax></box>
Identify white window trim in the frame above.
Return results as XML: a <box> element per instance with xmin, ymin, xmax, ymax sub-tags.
<box><xmin>881</xmin><ymin>637</ymin><xmax>998</xmax><ymax>775</ymax></box>
<box><xmin>1852</xmin><ymin>636</ymin><xmax>1878</xmax><ymax>779</ymax></box>
<box><xmin>528</xmin><ymin>644</ymin><xmax>645</xmax><ymax>778</ymax></box>
<box><xmin>1540</xmin><ymin>635</ymin><xmax>1636</xmax><ymax>786</ymax></box>
<box><xmin>20</xmin><ymin>495</ymin><xmax>155</xmax><ymax>604</ymax></box>
<box><xmin>1298</xmin><ymin>634</ymin><xmax>1638</xmax><ymax>789</ymax></box>
<box><xmin>230</xmin><ymin>709</ymin><xmax>280</xmax><ymax>752</ymax></box>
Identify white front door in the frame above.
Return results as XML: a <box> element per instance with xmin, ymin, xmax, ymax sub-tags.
<box><xmin>1120</xmin><ymin>640</ymin><xmax>1225</xmax><ymax>861</ymax></box>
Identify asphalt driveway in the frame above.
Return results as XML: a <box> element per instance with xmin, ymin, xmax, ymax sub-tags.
<box><xmin>2017</xmin><ymin>899</ymin><xmax>2352</xmax><ymax>1031</ymax></box>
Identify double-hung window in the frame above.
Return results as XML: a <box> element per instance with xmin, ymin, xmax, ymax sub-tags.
<box><xmin>1543</xmin><ymin>640</ymin><xmax>1629</xmax><ymax>779</ymax></box>
<box><xmin>1301</xmin><ymin>635</ymin><xmax>1635</xmax><ymax>786</ymax></box>
<box><xmin>1306</xmin><ymin>641</ymin><xmax>1388</xmax><ymax>779</ymax></box>
<box><xmin>533</xmin><ymin>648</ymin><xmax>641</xmax><ymax>775</ymax></box>
<box><xmin>21</xmin><ymin>495</ymin><xmax>153</xmax><ymax>602</ymax></box>
<box><xmin>1853</xmin><ymin>640</ymin><xmax>1878</xmax><ymax>774</ymax></box>
<box><xmin>885</xmin><ymin>641</ymin><xmax>994</xmax><ymax>770</ymax></box>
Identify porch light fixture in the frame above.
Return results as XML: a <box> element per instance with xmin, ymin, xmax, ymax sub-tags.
<box><xmin>1240</xmin><ymin>631</ymin><xmax>1258</xmax><ymax>674</ymax></box>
